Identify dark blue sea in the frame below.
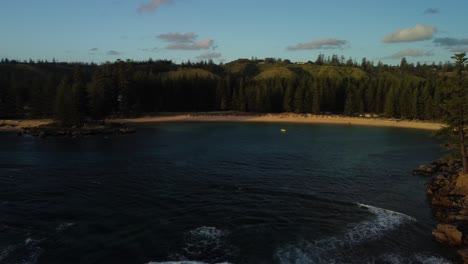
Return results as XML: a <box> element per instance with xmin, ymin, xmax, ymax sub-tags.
<box><xmin>0</xmin><ymin>122</ymin><xmax>459</xmax><ymax>263</ymax></box>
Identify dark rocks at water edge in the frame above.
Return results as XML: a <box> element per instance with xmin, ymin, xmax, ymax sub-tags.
<box><xmin>424</xmin><ymin>158</ymin><xmax>468</xmax><ymax>263</ymax></box>
<box><xmin>19</xmin><ymin>122</ymin><xmax>136</xmax><ymax>138</ymax></box>
<box><xmin>433</xmin><ymin>223</ymin><xmax>463</xmax><ymax>246</ymax></box>
<box><xmin>413</xmin><ymin>159</ymin><xmax>462</xmax><ymax>176</ymax></box>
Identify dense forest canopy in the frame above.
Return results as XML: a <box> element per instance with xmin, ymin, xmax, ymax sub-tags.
<box><xmin>0</xmin><ymin>55</ymin><xmax>465</xmax><ymax>126</ymax></box>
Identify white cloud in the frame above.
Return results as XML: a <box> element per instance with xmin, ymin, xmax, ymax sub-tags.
<box><xmin>451</xmin><ymin>47</ymin><xmax>468</xmax><ymax>53</ymax></box>
<box><xmin>140</xmin><ymin>47</ymin><xmax>159</xmax><ymax>53</ymax></box>
<box><xmin>433</xmin><ymin>37</ymin><xmax>468</xmax><ymax>47</ymax></box>
<box><xmin>167</xmin><ymin>39</ymin><xmax>214</xmax><ymax>50</ymax></box>
<box><xmin>106</xmin><ymin>50</ymin><xmax>122</xmax><ymax>56</ymax></box>
<box><xmin>158</xmin><ymin>32</ymin><xmax>198</xmax><ymax>43</ymax></box>
<box><xmin>196</xmin><ymin>52</ymin><xmax>222</xmax><ymax>60</ymax></box>
<box><xmin>383</xmin><ymin>24</ymin><xmax>437</xmax><ymax>43</ymax></box>
<box><xmin>424</xmin><ymin>8</ymin><xmax>439</xmax><ymax>14</ymax></box>
<box><xmin>382</xmin><ymin>48</ymin><xmax>434</xmax><ymax>60</ymax></box>
<box><xmin>157</xmin><ymin>31</ymin><xmax>215</xmax><ymax>50</ymax></box>
<box><xmin>138</xmin><ymin>0</ymin><xmax>173</xmax><ymax>13</ymax></box>
<box><xmin>287</xmin><ymin>38</ymin><xmax>347</xmax><ymax>50</ymax></box>
<box><xmin>432</xmin><ymin>37</ymin><xmax>468</xmax><ymax>53</ymax></box>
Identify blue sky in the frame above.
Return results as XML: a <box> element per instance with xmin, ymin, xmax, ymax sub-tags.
<box><xmin>1</xmin><ymin>0</ymin><xmax>467</xmax><ymax>65</ymax></box>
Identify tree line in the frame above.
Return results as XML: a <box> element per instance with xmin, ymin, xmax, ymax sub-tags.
<box><xmin>0</xmin><ymin>56</ymin><xmax>463</xmax><ymax>126</ymax></box>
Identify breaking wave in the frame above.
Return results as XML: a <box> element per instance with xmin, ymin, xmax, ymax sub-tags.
<box><xmin>148</xmin><ymin>261</ymin><xmax>229</xmax><ymax>264</ymax></box>
<box><xmin>148</xmin><ymin>226</ymin><xmax>236</xmax><ymax>264</ymax></box>
<box><xmin>276</xmin><ymin>203</ymin><xmax>425</xmax><ymax>264</ymax></box>
<box><xmin>0</xmin><ymin>237</ymin><xmax>43</xmax><ymax>264</ymax></box>
<box><xmin>0</xmin><ymin>222</ymin><xmax>76</xmax><ymax>264</ymax></box>
<box><xmin>276</xmin><ymin>250</ymin><xmax>453</xmax><ymax>264</ymax></box>
<box><xmin>346</xmin><ymin>203</ymin><xmax>417</xmax><ymax>243</ymax></box>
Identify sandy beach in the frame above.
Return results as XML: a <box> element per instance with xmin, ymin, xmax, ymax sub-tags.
<box><xmin>0</xmin><ymin>113</ymin><xmax>443</xmax><ymax>131</ymax></box>
<box><xmin>0</xmin><ymin>119</ymin><xmax>52</xmax><ymax>131</ymax></box>
<box><xmin>113</xmin><ymin>112</ymin><xmax>443</xmax><ymax>131</ymax></box>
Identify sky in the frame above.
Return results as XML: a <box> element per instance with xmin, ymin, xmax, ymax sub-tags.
<box><xmin>1</xmin><ymin>0</ymin><xmax>468</xmax><ymax>65</ymax></box>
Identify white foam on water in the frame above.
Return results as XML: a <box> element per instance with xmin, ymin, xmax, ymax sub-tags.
<box><xmin>24</xmin><ymin>238</ymin><xmax>34</xmax><ymax>245</ymax></box>
<box><xmin>0</xmin><ymin>245</ymin><xmax>17</xmax><ymax>262</ymax></box>
<box><xmin>56</xmin><ymin>222</ymin><xmax>76</xmax><ymax>231</ymax></box>
<box><xmin>183</xmin><ymin>226</ymin><xmax>230</xmax><ymax>257</ymax></box>
<box><xmin>341</xmin><ymin>203</ymin><xmax>416</xmax><ymax>244</ymax></box>
<box><xmin>22</xmin><ymin>247</ymin><xmax>43</xmax><ymax>264</ymax></box>
<box><xmin>147</xmin><ymin>261</ymin><xmax>230</xmax><ymax>264</ymax></box>
<box><xmin>22</xmin><ymin>238</ymin><xmax>43</xmax><ymax>264</ymax></box>
<box><xmin>0</xmin><ymin>238</ymin><xmax>44</xmax><ymax>264</ymax></box>
<box><xmin>356</xmin><ymin>203</ymin><xmax>417</xmax><ymax>222</ymax></box>
<box><xmin>381</xmin><ymin>253</ymin><xmax>453</xmax><ymax>264</ymax></box>
<box><xmin>275</xmin><ymin>244</ymin><xmax>320</xmax><ymax>264</ymax></box>
<box><xmin>163</xmin><ymin>226</ymin><xmax>236</xmax><ymax>264</ymax></box>
<box><xmin>276</xmin><ymin>250</ymin><xmax>454</xmax><ymax>264</ymax></box>
<box><xmin>412</xmin><ymin>253</ymin><xmax>453</xmax><ymax>264</ymax></box>
<box><xmin>187</xmin><ymin>226</ymin><xmax>229</xmax><ymax>240</ymax></box>
<box><xmin>276</xmin><ymin>203</ymin><xmax>420</xmax><ymax>264</ymax></box>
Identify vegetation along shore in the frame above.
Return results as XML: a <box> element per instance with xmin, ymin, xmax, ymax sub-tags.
<box><xmin>0</xmin><ymin>52</ymin><xmax>466</xmax><ymax>261</ymax></box>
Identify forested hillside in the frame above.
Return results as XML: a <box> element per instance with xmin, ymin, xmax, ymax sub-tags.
<box><xmin>0</xmin><ymin>56</ymin><xmax>460</xmax><ymax>126</ymax></box>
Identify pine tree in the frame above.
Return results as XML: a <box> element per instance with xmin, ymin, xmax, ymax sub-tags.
<box><xmin>238</xmin><ymin>78</ymin><xmax>247</xmax><ymax>112</ymax></box>
<box><xmin>384</xmin><ymin>87</ymin><xmax>396</xmax><ymax>118</ymax></box>
<box><xmin>30</xmin><ymin>76</ymin><xmax>43</xmax><ymax>118</ymax></box>
<box><xmin>116</xmin><ymin>61</ymin><xmax>132</xmax><ymax>114</ymax></box>
<box><xmin>54</xmin><ymin>76</ymin><xmax>72</xmax><ymax>126</ymax></box>
<box><xmin>312</xmin><ymin>80</ymin><xmax>321</xmax><ymax>114</ymax></box>
<box><xmin>70</xmin><ymin>67</ymin><xmax>87</xmax><ymax>126</ymax></box>
<box><xmin>293</xmin><ymin>85</ymin><xmax>304</xmax><ymax>113</ymax></box>
<box><xmin>282</xmin><ymin>80</ymin><xmax>294</xmax><ymax>112</ymax></box>
<box><xmin>436</xmin><ymin>53</ymin><xmax>468</xmax><ymax>174</ymax></box>
<box><xmin>344</xmin><ymin>83</ymin><xmax>357</xmax><ymax>116</ymax></box>
<box><xmin>216</xmin><ymin>77</ymin><xmax>227</xmax><ymax>110</ymax></box>
<box><xmin>88</xmin><ymin>70</ymin><xmax>113</xmax><ymax>121</ymax></box>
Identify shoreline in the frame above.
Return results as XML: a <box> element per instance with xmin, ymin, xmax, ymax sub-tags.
<box><xmin>0</xmin><ymin>113</ymin><xmax>443</xmax><ymax>131</ymax></box>
<box><xmin>113</xmin><ymin>112</ymin><xmax>443</xmax><ymax>131</ymax></box>
<box><xmin>0</xmin><ymin>119</ymin><xmax>52</xmax><ymax>132</ymax></box>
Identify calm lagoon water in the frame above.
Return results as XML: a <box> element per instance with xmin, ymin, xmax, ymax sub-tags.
<box><xmin>0</xmin><ymin>122</ymin><xmax>459</xmax><ymax>263</ymax></box>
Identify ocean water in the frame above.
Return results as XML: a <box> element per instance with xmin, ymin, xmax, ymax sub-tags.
<box><xmin>0</xmin><ymin>122</ymin><xmax>459</xmax><ymax>264</ymax></box>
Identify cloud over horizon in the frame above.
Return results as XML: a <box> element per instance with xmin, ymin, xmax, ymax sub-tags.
<box><xmin>196</xmin><ymin>52</ymin><xmax>222</xmax><ymax>60</ymax></box>
<box><xmin>451</xmin><ymin>47</ymin><xmax>468</xmax><ymax>53</ymax></box>
<box><xmin>140</xmin><ymin>47</ymin><xmax>159</xmax><ymax>53</ymax></box>
<box><xmin>287</xmin><ymin>38</ymin><xmax>347</xmax><ymax>50</ymax></box>
<box><xmin>158</xmin><ymin>32</ymin><xmax>198</xmax><ymax>43</ymax></box>
<box><xmin>424</xmin><ymin>8</ymin><xmax>439</xmax><ymax>14</ymax></box>
<box><xmin>433</xmin><ymin>37</ymin><xmax>468</xmax><ymax>53</ymax></box>
<box><xmin>167</xmin><ymin>39</ymin><xmax>214</xmax><ymax>50</ymax></box>
<box><xmin>106</xmin><ymin>50</ymin><xmax>122</xmax><ymax>56</ymax></box>
<box><xmin>433</xmin><ymin>37</ymin><xmax>468</xmax><ymax>46</ymax></box>
<box><xmin>383</xmin><ymin>24</ymin><xmax>437</xmax><ymax>43</ymax></box>
<box><xmin>158</xmin><ymin>32</ymin><xmax>215</xmax><ymax>50</ymax></box>
<box><xmin>138</xmin><ymin>0</ymin><xmax>173</xmax><ymax>13</ymax></box>
<box><xmin>382</xmin><ymin>48</ymin><xmax>434</xmax><ymax>60</ymax></box>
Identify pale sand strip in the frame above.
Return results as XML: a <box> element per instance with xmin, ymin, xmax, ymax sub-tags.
<box><xmin>114</xmin><ymin>113</ymin><xmax>443</xmax><ymax>131</ymax></box>
<box><xmin>0</xmin><ymin>119</ymin><xmax>52</xmax><ymax>131</ymax></box>
<box><xmin>0</xmin><ymin>113</ymin><xmax>443</xmax><ymax>131</ymax></box>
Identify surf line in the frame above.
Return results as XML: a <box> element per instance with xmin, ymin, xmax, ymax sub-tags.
<box><xmin>356</xmin><ymin>203</ymin><xmax>417</xmax><ymax>222</ymax></box>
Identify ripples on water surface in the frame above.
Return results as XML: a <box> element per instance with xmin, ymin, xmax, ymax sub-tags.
<box><xmin>0</xmin><ymin>123</ymin><xmax>460</xmax><ymax>263</ymax></box>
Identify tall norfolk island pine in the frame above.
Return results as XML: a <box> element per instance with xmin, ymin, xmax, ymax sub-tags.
<box><xmin>438</xmin><ymin>53</ymin><xmax>468</xmax><ymax>175</ymax></box>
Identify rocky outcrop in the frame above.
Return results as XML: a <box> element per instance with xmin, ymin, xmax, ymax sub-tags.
<box><xmin>433</xmin><ymin>224</ymin><xmax>463</xmax><ymax>246</ymax></box>
<box><xmin>414</xmin><ymin>160</ymin><xmax>462</xmax><ymax>175</ymax></box>
<box><xmin>425</xmin><ymin>158</ymin><xmax>468</xmax><ymax>262</ymax></box>
<box><xmin>458</xmin><ymin>249</ymin><xmax>468</xmax><ymax>264</ymax></box>
<box><xmin>20</xmin><ymin>122</ymin><xmax>136</xmax><ymax>138</ymax></box>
